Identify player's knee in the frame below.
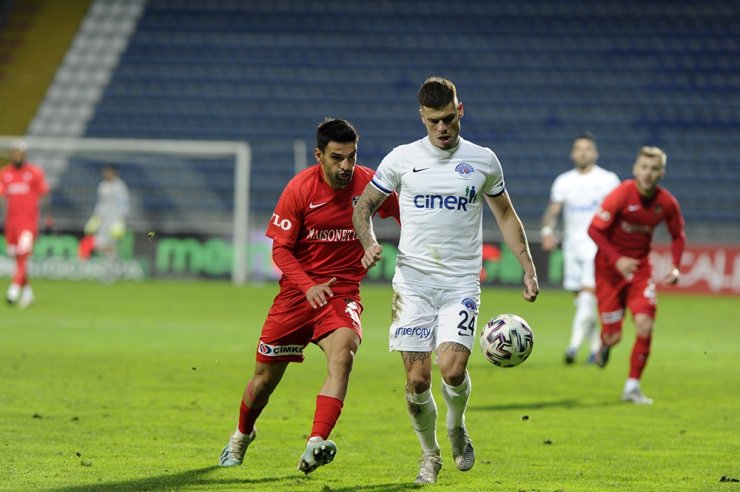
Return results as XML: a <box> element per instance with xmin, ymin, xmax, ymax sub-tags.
<box><xmin>406</xmin><ymin>373</ymin><xmax>432</xmax><ymax>394</ymax></box>
<box><xmin>601</xmin><ymin>328</ymin><xmax>622</xmax><ymax>347</ymax></box>
<box><xmin>634</xmin><ymin>314</ymin><xmax>654</xmax><ymax>337</ymax></box>
<box><xmin>329</xmin><ymin>347</ymin><xmax>356</xmax><ymax>375</ymax></box>
<box><xmin>438</xmin><ymin>359</ymin><xmax>468</xmax><ymax>386</ymax></box>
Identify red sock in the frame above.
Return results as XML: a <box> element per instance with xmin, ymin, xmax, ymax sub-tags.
<box><xmin>237</xmin><ymin>400</ymin><xmax>264</xmax><ymax>435</ymax></box>
<box><xmin>629</xmin><ymin>335</ymin><xmax>652</xmax><ymax>379</ymax></box>
<box><xmin>310</xmin><ymin>395</ymin><xmax>344</xmax><ymax>440</ymax></box>
<box><xmin>13</xmin><ymin>254</ymin><xmax>28</xmax><ymax>286</ymax></box>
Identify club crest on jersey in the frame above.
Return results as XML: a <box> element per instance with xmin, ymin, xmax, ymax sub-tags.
<box><xmin>455</xmin><ymin>162</ymin><xmax>475</xmax><ymax>177</ymax></box>
<box><xmin>461</xmin><ymin>297</ymin><xmax>478</xmax><ymax>311</ymax></box>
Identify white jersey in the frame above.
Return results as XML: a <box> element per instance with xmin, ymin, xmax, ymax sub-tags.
<box><xmin>371</xmin><ymin>136</ymin><xmax>505</xmax><ymax>286</ymax></box>
<box><xmin>95</xmin><ymin>177</ymin><xmax>129</xmax><ymax>221</ymax></box>
<box><xmin>550</xmin><ymin>165</ymin><xmax>620</xmax><ymax>257</ymax></box>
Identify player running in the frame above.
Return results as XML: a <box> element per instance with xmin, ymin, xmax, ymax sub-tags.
<box><xmin>0</xmin><ymin>140</ymin><xmax>52</xmax><ymax>308</ymax></box>
<box><xmin>353</xmin><ymin>77</ymin><xmax>538</xmax><ymax>484</ymax></box>
<box><xmin>218</xmin><ymin>119</ymin><xmax>399</xmax><ymax>474</ymax></box>
<box><xmin>541</xmin><ymin>133</ymin><xmax>620</xmax><ymax>364</ymax></box>
<box><xmin>588</xmin><ymin>146</ymin><xmax>686</xmax><ymax>404</ymax></box>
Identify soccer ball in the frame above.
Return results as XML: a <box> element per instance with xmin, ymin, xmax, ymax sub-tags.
<box><xmin>479</xmin><ymin>314</ymin><xmax>534</xmax><ymax>368</ymax></box>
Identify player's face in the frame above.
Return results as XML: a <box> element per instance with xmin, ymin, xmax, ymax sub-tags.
<box><xmin>315</xmin><ymin>141</ymin><xmax>357</xmax><ymax>190</ymax></box>
<box><xmin>420</xmin><ymin>101</ymin><xmax>464</xmax><ymax>150</ymax></box>
<box><xmin>570</xmin><ymin>138</ymin><xmax>598</xmax><ymax>170</ymax></box>
<box><xmin>10</xmin><ymin>148</ymin><xmax>26</xmax><ymax>167</ymax></box>
<box><xmin>632</xmin><ymin>155</ymin><xmax>665</xmax><ymax>196</ymax></box>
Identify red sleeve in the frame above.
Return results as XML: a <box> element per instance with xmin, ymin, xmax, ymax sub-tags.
<box><xmin>272</xmin><ymin>243</ymin><xmax>315</xmax><ymax>293</ymax></box>
<box><xmin>665</xmin><ymin>194</ymin><xmax>686</xmax><ymax>268</ymax></box>
<box><xmin>588</xmin><ymin>184</ymin><xmax>626</xmax><ymax>265</ymax></box>
<box><xmin>265</xmin><ymin>179</ymin><xmax>302</xmax><ymax>247</ymax></box>
<box><xmin>376</xmin><ymin>191</ymin><xmax>400</xmax><ymax>224</ymax></box>
<box><xmin>35</xmin><ymin>167</ymin><xmax>50</xmax><ymax>195</ymax></box>
<box><xmin>588</xmin><ymin>222</ymin><xmax>622</xmax><ymax>265</ymax></box>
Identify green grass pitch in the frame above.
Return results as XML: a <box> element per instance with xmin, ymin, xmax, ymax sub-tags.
<box><xmin>1</xmin><ymin>279</ymin><xmax>738</xmax><ymax>491</ymax></box>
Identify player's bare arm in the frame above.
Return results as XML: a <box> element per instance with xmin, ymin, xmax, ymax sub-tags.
<box><xmin>352</xmin><ymin>183</ymin><xmax>389</xmax><ymax>269</ymax></box>
<box><xmin>540</xmin><ymin>201</ymin><xmax>562</xmax><ymax>251</ymax></box>
<box><xmin>486</xmin><ymin>193</ymin><xmax>539</xmax><ymax>302</ymax></box>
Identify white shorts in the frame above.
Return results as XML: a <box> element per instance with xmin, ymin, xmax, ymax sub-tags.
<box><xmin>389</xmin><ymin>280</ymin><xmax>480</xmax><ymax>353</ymax></box>
<box><xmin>563</xmin><ymin>249</ymin><xmax>595</xmax><ymax>291</ymax></box>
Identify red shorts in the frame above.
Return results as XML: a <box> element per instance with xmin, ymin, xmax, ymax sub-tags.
<box><xmin>256</xmin><ymin>286</ymin><xmax>363</xmax><ymax>364</ymax></box>
<box><xmin>595</xmin><ymin>260</ymin><xmax>657</xmax><ymax>334</ymax></box>
<box><xmin>4</xmin><ymin>222</ymin><xmax>37</xmax><ymax>256</ymax></box>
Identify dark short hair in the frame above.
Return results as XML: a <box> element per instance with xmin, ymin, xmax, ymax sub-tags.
<box><xmin>316</xmin><ymin>118</ymin><xmax>359</xmax><ymax>152</ymax></box>
<box><xmin>418</xmin><ymin>76</ymin><xmax>457</xmax><ymax>109</ymax></box>
<box><xmin>573</xmin><ymin>131</ymin><xmax>596</xmax><ymax>145</ymax></box>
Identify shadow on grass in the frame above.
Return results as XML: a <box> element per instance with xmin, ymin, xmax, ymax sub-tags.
<box><xmin>50</xmin><ymin>466</ymin><xmax>420</xmax><ymax>492</ymax></box>
<box><xmin>51</xmin><ymin>466</ymin><xmax>303</xmax><ymax>491</ymax></box>
<box><xmin>468</xmin><ymin>398</ymin><xmax>623</xmax><ymax>411</ymax></box>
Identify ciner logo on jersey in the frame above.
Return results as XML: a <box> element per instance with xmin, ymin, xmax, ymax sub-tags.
<box><xmin>413</xmin><ymin>185</ymin><xmax>478</xmax><ymax>211</ymax></box>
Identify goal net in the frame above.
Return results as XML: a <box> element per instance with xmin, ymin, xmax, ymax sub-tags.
<box><xmin>0</xmin><ymin>136</ymin><xmax>252</xmax><ymax>284</ymax></box>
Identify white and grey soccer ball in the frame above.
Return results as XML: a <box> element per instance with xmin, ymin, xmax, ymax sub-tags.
<box><xmin>479</xmin><ymin>314</ymin><xmax>534</xmax><ymax>368</ymax></box>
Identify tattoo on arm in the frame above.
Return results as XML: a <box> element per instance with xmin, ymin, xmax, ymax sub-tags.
<box><xmin>353</xmin><ymin>185</ymin><xmax>388</xmax><ymax>248</ymax></box>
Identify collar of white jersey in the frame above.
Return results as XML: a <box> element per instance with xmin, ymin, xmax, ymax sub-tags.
<box><xmin>423</xmin><ymin>135</ymin><xmax>463</xmax><ymax>154</ymax></box>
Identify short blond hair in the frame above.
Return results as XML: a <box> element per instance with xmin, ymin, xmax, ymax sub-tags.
<box><xmin>638</xmin><ymin>146</ymin><xmax>667</xmax><ymax>167</ymax></box>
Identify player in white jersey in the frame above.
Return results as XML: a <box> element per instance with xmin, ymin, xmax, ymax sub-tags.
<box><xmin>83</xmin><ymin>165</ymin><xmax>130</xmax><ymax>281</ymax></box>
<box><xmin>353</xmin><ymin>76</ymin><xmax>539</xmax><ymax>484</ymax></box>
<box><xmin>540</xmin><ymin>133</ymin><xmax>620</xmax><ymax>364</ymax></box>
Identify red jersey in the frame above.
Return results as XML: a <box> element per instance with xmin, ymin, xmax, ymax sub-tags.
<box><xmin>589</xmin><ymin>179</ymin><xmax>685</xmax><ymax>267</ymax></box>
<box><xmin>0</xmin><ymin>163</ymin><xmax>50</xmax><ymax>227</ymax></box>
<box><xmin>266</xmin><ymin>164</ymin><xmax>399</xmax><ymax>292</ymax></box>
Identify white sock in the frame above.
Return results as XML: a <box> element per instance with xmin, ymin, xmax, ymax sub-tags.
<box><xmin>568</xmin><ymin>291</ymin><xmax>597</xmax><ymax>352</ymax></box>
<box><xmin>406</xmin><ymin>388</ymin><xmax>439</xmax><ymax>454</ymax></box>
<box><xmin>441</xmin><ymin>371</ymin><xmax>471</xmax><ymax>429</ymax></box>
<box><xmin>624</xmin><ymin>378</ymin><xmax>640</xmax><ymax>393</ymax></box>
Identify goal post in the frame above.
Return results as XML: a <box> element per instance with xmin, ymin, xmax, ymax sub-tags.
<box><xmin>0</xmin><ymin>136</ymin><xmax>251</xmax><ymax>284</ymax></box>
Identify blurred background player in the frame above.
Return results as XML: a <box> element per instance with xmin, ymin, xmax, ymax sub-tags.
<box><xmin>80</xmin><ymin>165</ymin><xmax>130</xmax><ymax>277</ymax></box>
<box><xmin>588</xmin><ymin>146</ymin><xmax>685</xmax><ymax>404</ymax></box>
<box><xmin>353</xmin><ymin>77</ymin><xmax>539</xmax><ymax>484</ymax></box>
<box><xmin>218</xmin><ymin>119</ymin><xmax>399</xmax><ymax>474</ymax></box>
<box><xmin>0</xmin><ymin>139</ymin><xmax>53</xmax><ymax>308</ymax></box>
<box><xmin>540</xmin><ymin>133</ymin><xmax>620</xmax><ymax>364</ymax></box>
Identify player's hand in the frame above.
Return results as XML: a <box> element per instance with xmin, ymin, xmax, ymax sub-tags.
<box><xmin>361</xmin><ymin>244</ymin><xmax>383</xmax><ymax>269</ymax></box>
<box><xmin>541</xmin><ymin>233</ymin><xmax>558</xmax><ymax>252</ymax></box>
<box><xmin>43</xmin><ymin>216</ymin><xmax>55</xmax><ymax>235</ymax></box>
<box><xmin>615</xmin><ymin>256</ymin><xmax>639</xmax><ymax>280</ymax></box>
<box><xmin>662</xmin><ymin>266</ymin><xmax>680</xmax><ymax>285</ymax></box>
<box><xmin>522</xmin><ymin>272</ymin><xmax>539</xmax><ymax>303</ymax></box>
<box><xmin>306</xmin><ymin>277</ymin><xmax>336</xmax><ymax>309</ymax></box>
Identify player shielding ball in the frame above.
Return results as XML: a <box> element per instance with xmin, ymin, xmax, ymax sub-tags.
<box><xmin>541</xmin><ymin>133</ymin><xmax>620</xmax><ymax>364</ymax></box>
<box><xmin>353</xmin><ymin>77</ymin><xmax>538</xmax><ymax>484</ymax></box>
<box><xmin>588</xmin><ymin>146</ymin><xmax>686</xmax><ymax>404</ymax></box>
<box><xmin>0</xmin><ymin>140</ymin><xmax>53</xmax><ymax>308</ymax></box>
<box><xmin>218</xmin><ymin>119</ymin><xmax>399</xmax><ymax>474</ymax></box>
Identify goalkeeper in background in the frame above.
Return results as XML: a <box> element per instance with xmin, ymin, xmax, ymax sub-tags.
<box><xmin>81</xmin><ymin>164</ymin><xmax>130</xmax><ymax>265</ymax></box>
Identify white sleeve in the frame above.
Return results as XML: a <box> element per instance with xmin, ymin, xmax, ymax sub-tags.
<box><xmin>371</xmin><ymin>148</ymin><xmax>401</xmax><ymax>195</ymax></box>
<box><xmin>550</xmin><ymin>174</ymin><xmax>566</xmax><ymax>203</ymax></box>
<box><xmin>483</xmin><ymin>149</ymin><xmax>505</xmax><ymax>196</ymax></box>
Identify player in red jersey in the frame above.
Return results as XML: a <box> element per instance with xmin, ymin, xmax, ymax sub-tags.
<box><xmin>218</xmin><ymin>119</ymin><xmax>400</xmax><ymax>473</ymax></box>
<box><xmin>588</xmin><ymin>146</ymin><xmax>685</xmax><ymax>404</ymax></box>
<box><xmin>0</xmin><ymin>140</ymin><xmax>53</xmax><ymax>308</ymax></box>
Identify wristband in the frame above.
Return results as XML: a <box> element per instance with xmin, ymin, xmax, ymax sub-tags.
<box><xmin>540</xmin><ymin>226</ymin><xmax>554</xmax><ymax>236</ymax></box>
